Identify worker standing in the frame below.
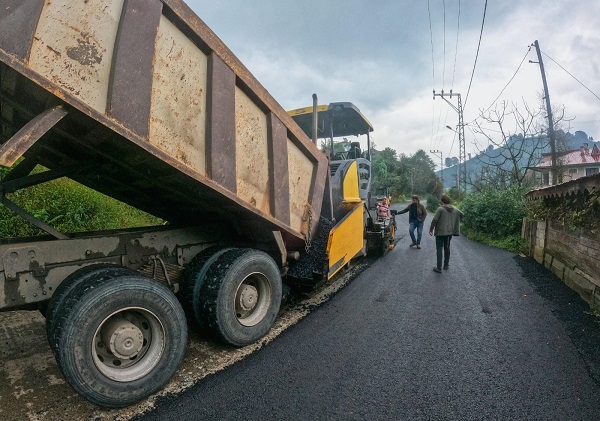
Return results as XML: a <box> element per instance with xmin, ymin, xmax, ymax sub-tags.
<box><xmin>429</xmin><ymin>195</ymin><xmax>464</xmax><ymax>273</ymax></box>
<box><xmin>397</xmin><ymin>195</ymin><xmax>427</xmax><ymax>249</ymax></box>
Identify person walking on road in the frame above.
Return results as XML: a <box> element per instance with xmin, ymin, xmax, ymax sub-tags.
<box><xmin>397</xmin><ymin>195</ymin><xmax>427</xmax><ymax>249</ymax></box>
<box><xmin>429</xmin><ymin>195</ymin><xmax>463</xmax><ymax>273</ymax></box>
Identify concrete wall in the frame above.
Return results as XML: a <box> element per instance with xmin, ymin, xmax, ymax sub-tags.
<box><xmin>523</xmin><ymin>218</ymin><xmax>600</xmax><ymax>312</ymax></box>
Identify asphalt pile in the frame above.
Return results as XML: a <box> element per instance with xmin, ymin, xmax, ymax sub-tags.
<box><xmin>287</xmin><ymin>216</ymin><xmax>334</xmax><ymax>282</ymax></box>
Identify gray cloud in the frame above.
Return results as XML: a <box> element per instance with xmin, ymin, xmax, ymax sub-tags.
<box><xmin>188</xmin><ymin>0</ymin><xmax>600</xmax><ymax>163</ymax></box>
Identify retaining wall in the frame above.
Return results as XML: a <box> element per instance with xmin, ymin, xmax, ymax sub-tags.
<box><xmin>523</xmin><ymin>218</ymin><xmax>600</xmax><ymax>312</ymax></box>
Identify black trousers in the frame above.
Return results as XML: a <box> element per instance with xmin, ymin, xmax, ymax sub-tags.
<box><xmin>435</xmin><ymin>235</ymin><xmax>452</xmax><ymax>269</ymax></box>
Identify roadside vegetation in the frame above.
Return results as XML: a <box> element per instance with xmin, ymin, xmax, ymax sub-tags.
<box><xmin>459</xmin><ymin>186</ymin><xmax>528</xmax><ymax>253</ymax></box>
<box><xmin>527</xmin><ymin>186</ymin><xmax>600</xmax><ymax>233</ymax></box>
<box><xmin>370</xmin><ymin>147</ymin><xmax>443</xmax><ymax>203</ymax></box>
<box><xmin>0</xmin><ymin>166</ymin><xmax>162</xmax><ymax>238</ymax></box>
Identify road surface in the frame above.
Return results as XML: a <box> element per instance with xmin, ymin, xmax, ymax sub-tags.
<box><xmin>136</xmin><ymin>210</ymin><xmax>600</xmax><ymax>421</ymax></box>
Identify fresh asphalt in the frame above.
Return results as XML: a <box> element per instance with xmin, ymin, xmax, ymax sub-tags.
<box><xmin>136</xmin><ymin>210</ymin><xmax>600</xmax><ymax>421</ymax></box>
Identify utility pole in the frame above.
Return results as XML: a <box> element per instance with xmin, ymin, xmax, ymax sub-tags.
<box><xmin>430</xmin><ymin>149</ymin><xmax>444</xmax><ymax>188</ymax></box>
<box><xmin>531</xmin><ymin>40</ymin><xmax>557</xmax><ymax>185</ymax></box>
<box><xmin>434</xmin><ymin>90</ymin><xmax>466</xmax><ymax>197</ymax></box>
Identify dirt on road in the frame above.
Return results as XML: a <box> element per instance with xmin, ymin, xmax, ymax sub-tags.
<box><xmin>0</xmin><ymin>260</ymin><xmax>372</xmax><ymax>421</ymax></box>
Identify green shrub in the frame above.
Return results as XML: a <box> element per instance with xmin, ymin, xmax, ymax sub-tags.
<box><xmin>460</xmin><ymin>186</ymin><xmax>527</xmax><ymax>238</ymax></box>
<box><xmin>424</xmin><ymin>193</ymin><xmax>439</xmax><ymax>213</ymax></box>
<box><xmin>0</xmin><ymin>177</ymin><xmax>162</xmax><ymax>238</ymax></box>
<box><xmin>461</xmin><ymin>227</ymin><xmax>527</xmax><ymax>254</ymax></box>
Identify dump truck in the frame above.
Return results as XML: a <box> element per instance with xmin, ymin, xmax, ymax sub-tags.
<box><xmin>0</xmin><ymin>0</ymin><xmax>393</xmax><ymax>408</ymax></box>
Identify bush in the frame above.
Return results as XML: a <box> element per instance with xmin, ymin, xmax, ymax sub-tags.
<box><xmin>460</xmin><ymin>186</ymin><xmax>527</xmax><ymax>239</ymax></box>
<box><xmin>0</xmin><ymin>176</ymin><xmax>162</xmax><ymax>238</ymax></box>
<box><xmin>424</xmin><ymin>193</ymin><xmax>440</xmax><ymax>213</ymax></box>
<box><xmin>461</xmin><ymin>228</ymin><xmax>527</xmax><ymax>254</ymax></box>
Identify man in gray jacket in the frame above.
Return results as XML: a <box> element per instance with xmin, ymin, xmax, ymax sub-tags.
<box><xmin>429</xmin><ymin>195</ymin><xmax>464</xmax><ymax>273</ymax></box>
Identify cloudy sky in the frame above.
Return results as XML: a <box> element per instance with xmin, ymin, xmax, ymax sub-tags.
<box><xmin>186</xmin><ymin>0</ymin><xmax>600</xmax><ymax>170</ymax></box>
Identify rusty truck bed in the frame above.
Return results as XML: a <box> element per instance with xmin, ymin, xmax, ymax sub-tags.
<box><xmin>0</xmin><ymin>0</ymin><xmax>327</xmax><ymax>249</ymax></box>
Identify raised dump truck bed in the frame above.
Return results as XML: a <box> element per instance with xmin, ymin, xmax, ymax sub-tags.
<box><xmin>0</xmin><ymin>0</ymin><xmax>382</xmax><ymax>409</ymax></box>
<box><xmin>0</xmin><ymin>0</ymin><xmax>327</xmax><ymax>249</ymax></box>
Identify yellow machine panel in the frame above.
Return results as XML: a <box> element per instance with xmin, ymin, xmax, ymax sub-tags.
<box><xmin>342</xmin><ymin>161</ymin><xmax>361</xmax><ymax>203</ymax></box>
<box><xmin>326</xmin><ymin>202</ymin><xmax>365</xmax><ymax>279</ymax></box>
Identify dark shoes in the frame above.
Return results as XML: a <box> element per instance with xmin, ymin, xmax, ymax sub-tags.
<box><xmin>443</xmin><ymin>265</ymin><xmax>449</xmax><ymax>270</ymax></box>
<box><xmin>416</xmin><ymin>245</ymin><xmax>421</xmax><ymax>249</ymax></box>
<box><xmin>432</xmin><ymin>267</ymin><xmax>442</xmax><ymax>273</ymax></box>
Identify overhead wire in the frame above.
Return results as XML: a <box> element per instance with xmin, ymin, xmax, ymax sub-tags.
<box><xmin>438</xmin><ymin>0</ymin><xmax>460</xmax><ymax>152</ymax></box>
<box><xmin>463</xmin><ymin>0</ymin><xmax>488</xmax><ymax>112</ymax></box>
<box><xmin>442</xmin><ymin>0</ymin><xmax>446</xmax><ymax>89</ymax></box>
<box><xmin>542</xmin><ymin>51</ymin><xmax>600</xmax><ymax>103</ymax></box>
<box><xmin>466</xmin><ymin>45</ymin><xmax>532</xmax><ymax>126</ymax></box>
<box><xmin>450</xmin><ymin>0</ymin><xmax>461</xmax><ymax>89</ymax></box>
<box><xmin>434</xmin><ymin>0</ymin><xmax>449</xmax><ymax>151</ymax></box>
<box><xmin>427</xmin><ymin>0</ymin><xmax>437</xmax><ymax>151</ymax></box>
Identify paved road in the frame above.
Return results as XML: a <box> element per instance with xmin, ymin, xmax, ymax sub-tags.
<box><xmin>136</xmin><ymin>212</ymin><xmax>600</xmax><ymax>421</ymax></box>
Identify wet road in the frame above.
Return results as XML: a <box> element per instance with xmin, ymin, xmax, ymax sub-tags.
<box><xmin>136</xmin><ymin>212</ymin><xmax>600</xmax><ymax>421</ymax></box>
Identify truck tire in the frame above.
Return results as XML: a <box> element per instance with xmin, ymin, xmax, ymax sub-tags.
<box><xmin>199</xmin><ymin>249</ymin><xmax>282</xmax><ymax>347</ymax></box>
<box><xmin>53</xmin><ymin>274</ymin><xmax>188</xmax><ymax>408</ymax></box>
<box><xmin>178</xmin><ymin>247</ymin><xmax>233</xmax><ymax>331</ymax></box>
<box><xmin>45</xmin><ymin>263</ymin><xmax>136</xmax><ymax>354</ymax></box>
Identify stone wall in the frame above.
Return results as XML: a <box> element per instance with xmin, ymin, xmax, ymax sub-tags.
<box><xmin>523</xmin><ymin>218</ymin><xmax>600</xmax><ymax>312</ymax></box>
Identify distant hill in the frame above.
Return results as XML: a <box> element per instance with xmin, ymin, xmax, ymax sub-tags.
<box><xmin>435</xmin><ymin>130</ymin><xmax>598</xmax><ymax>190</ymax></box>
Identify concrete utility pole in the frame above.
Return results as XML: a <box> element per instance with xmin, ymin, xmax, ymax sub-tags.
<box><xmin>434</xmin><ymin>90</ymin><xmax>466</xmax><ymax>197</ymax></box>
<box><xmin>531</xmin><ymin>40</ymin><xmax>557</xmax><ymax>185</ymax></box>
<box><xmin>430</xmin><ymin>149</ymin><xmax>444</xmax><ymax>188</ymax></box>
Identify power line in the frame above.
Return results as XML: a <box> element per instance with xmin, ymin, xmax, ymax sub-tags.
<box><xmin>542</xmin><ymin>51</ymin><xmax>600</xmax><ymax>103</ymax></box>
<box><xmin>467</xmin><ymin>45</ymin><xmax>532</xmax><ymax>125</ymax></box>
<box><xmin>427</xmin><ymin>0</ymin><xmax>435</xmax><ymax>89</ymax></box>
<box><xmin>427</xmin><ymin>0</ymin><xmax>436</xmax><ymax>149</ymax></box>
<box><xmin>450</xmin><ymin>0</ymin><xmax>461</xmax><ymax>89</ymax></box>
<box><xmin>442</xmin><ymin>0</ymin><xmax>446</xmax><ymax>89</ymax></box>
<box><xmin>463</xmin><ymin>0</ymin><xmax>488</xmax><ymax>112</ymax></box>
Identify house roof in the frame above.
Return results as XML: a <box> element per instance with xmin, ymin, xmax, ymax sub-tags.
<box><xmin>535</xmin><ymin>146</ymin><xmax>600</xmax><ymax>168</ymax></box>
<box><xmin>527</xmin><ymin>172</ymin><xmax>600</xmax><ymax>199</ymax></box>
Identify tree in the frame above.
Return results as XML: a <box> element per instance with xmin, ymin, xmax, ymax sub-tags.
<box><xmin>371</xmin><ymin>148</ymin><xmax>442</xmax><ymax>199</ymax></box>
<box><xmin>470</xmin><ymin>99</ymin><xmax>568</xmax><ymax>191</ymax></box>
<box><xmin>397</xmin><ymin>149</ymin><xmax>440</xmax><ymax>196</ymax></box>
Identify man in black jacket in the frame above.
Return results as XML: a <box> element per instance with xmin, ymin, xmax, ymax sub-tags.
<box><xmin>397</xmin><ymin>195</ymin><xmax>427</xmax><ymax>249</ymax></box>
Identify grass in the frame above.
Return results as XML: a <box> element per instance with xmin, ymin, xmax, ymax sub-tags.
<box><xmin>461</xmin><ymin>227</ymin><xmax>527</xmax><ymax>254</ymax></box>
<box><xmin>0</xmin><ymin>175</ymin><xmax>162</xmax><ymax>239</ymax></box>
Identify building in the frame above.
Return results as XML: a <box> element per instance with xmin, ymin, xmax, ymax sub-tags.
<box><xmin>531</xmin><ymin>142</ymin><xmax>600</xmax><ymax>186</ymax></box>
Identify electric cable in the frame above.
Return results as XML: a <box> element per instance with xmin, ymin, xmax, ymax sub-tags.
<box><xmin>542</xmin><ymin>51</ymin><xmax>600</xmax><ymax>103</ymax></box>
<box><xmin>466</xmin><ymin>45</ymin><xmax>532</xmax><ymax>126</ymax></box>
<box><xmin>463</xmin><ymin>0</ymin><xmax>488</xmax><ymax>112</ymax></box>
<box><xmin>442</xmin><ymin>0</ymin><xmax>447</xmax><ymax>89</ymax></box>
<box><xmin>450</xmin><ymin>0</ymin><xmax>461</xmax><ymax>89</ymax></box>
<box><xmin>427</xmin><ymin>0</ymin><xmax>437</xmax><ymax>150</ymax></box>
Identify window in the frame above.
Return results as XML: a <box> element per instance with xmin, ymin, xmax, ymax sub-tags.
<box><xmin>568</xmin><ymin>168</ymin><xmax>578</xmax><ymax>174</ymax></box>
<box><xmin>585</xmin><ymin>167</ymin><xmax>599</xmax><ymax>176</ymax></box>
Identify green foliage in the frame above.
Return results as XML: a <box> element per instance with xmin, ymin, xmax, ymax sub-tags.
<box><xmin>371</xmin><ymin>148</ymin><xmax>442</xmax><ymax>199</ymax></box>
<box><xmin>527</xmin><ymin>187</ymin><xmax>600</xmax><ymax>232</ymax></box>
<box><xmin>0</xmin><ymin>177</ymin><xmax>162</xmax><ymax>238</ymax></box>
<box><xmin>424</xmin><ymin>193</ymin><xmax>439</xmax><ymax>213</ymax></box>
<box><xmin>446</xmin><ymin>186</ymin><xmax>466</xmax><ymax>202</ymax></box>
<box><xmin>460</xmin><ymin>186</ymin><xmax>528</xmax><ymax>238</ymax></box>
<box><xmin>462</xmin><ymin>227</ymin><xmax>527</xmax><ymax>254</ymax></box>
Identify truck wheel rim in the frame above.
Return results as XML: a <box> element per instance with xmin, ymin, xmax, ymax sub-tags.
<box><xmin>235</xmin><ymin>272</ymin><xmax>271</xmax><ymax>327</ymax></box>
<box><xmin>92</xmin><ymin>308</ymin><xmax>165</xmax><ymax>382</ymax></box>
